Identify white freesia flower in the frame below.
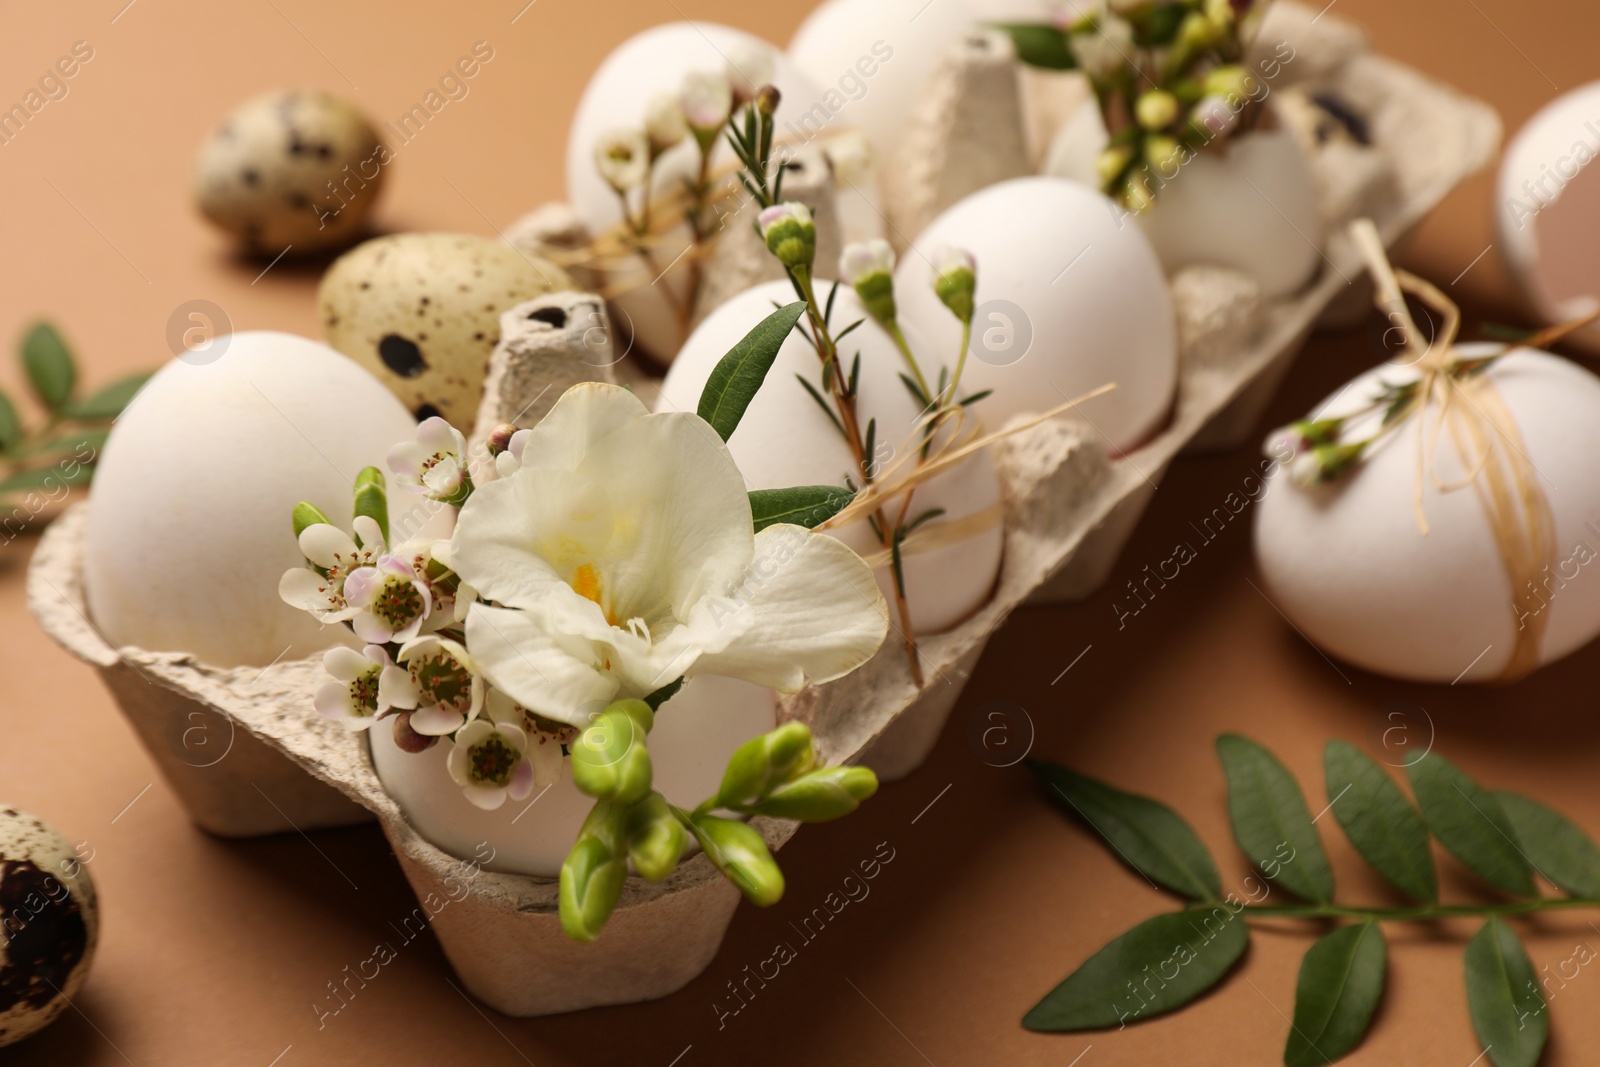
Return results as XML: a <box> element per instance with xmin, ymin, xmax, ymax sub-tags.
<box><xmin>680</xmin><ymin>70</ymin><xmax>733</xmax><ymax>132</ymax></box>
<box><xmin>315</xmin><ymin>644</ymin><xmax>402</xmax><ymax>730</ymax></box>
<box><xmin>382</xmin><ymin>635</ymin><xmax>485</xmax><ymax>736</ymax></box>
<box><xmin>387</xmin><ymin>417</ymin><xmax>472</xmax><ymax>503</ymax></box>
<box><xmin>450</xmin><ymin>383</ymin><xmax>889</xmax><ymax>728</ymax></box>
<box><xmin>447</xmin><ymin>719</ymin><xmax>536</xmax><ymax>811</ymax></box>
<box><xmin>343</xmin><ymin>553</ymin><xmax>433</xmax><ymax>645</ymax></box>
<box><xmin>278</xmin><ymin>515</ymin><xmax>385</xmax><ymax>623</ymax></box>
<box><xmin>594</xmin><ymin>128</ymin><xmax>650</xmax><ymax>193</ymax></box>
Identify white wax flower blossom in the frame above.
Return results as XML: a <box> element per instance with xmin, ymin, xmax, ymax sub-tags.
<box><xmin>840</xmin><ymin>239</ymin><xmax>896</xmax><ymax>286</ymax></box>
<box><xmin>644</xmin><ymin>91</ymin><xmax>689</xmax><ymax>153</ymax></box>
<box><xmin>343</xmin><ymin>553</ymin><xmax>434</xmax><ymax>645</ymax></box>
<box><xmin>315</xmin><ymin>644</ymin><xmax>401</xmax><ymax>730</ymax></box>
<box><xmin>382</xmin><ymin>635</ymin><xmax>485</xmax><ymax>736</ymax></box>
<box><xmin>450</xmin><ymin>383</ymin><xmax>889</xmax><ymax>728</ymax></box>
<box><xmin>594</xmin><ymin>128</ymin><xmax>650</xmax><ymax>193</ymax></box>
<box><xmin>493</xmin><ymin>428</ymin><xmax>534</xmax><ymax>479</ymax></box>
<box><xmin>1192</xmin><ymin>94</ymin><xmax>1240</xmax><ymax>138</ymax></box>
<box><xmin>278</xmin><ymin>515</ymin><xmax>385</xmax><ymax>623</ymax></box>
<box><xmin>486</xmin><ymin>689</ymin><xmax>566</xmax><ymax>789</ymax></box>
<box><xmin>1071</xmin><ymin>15</ymin><xmax>1135</xmax><ymax>81</ymax></box>
<box><xmin>387</xmin><ymin>417</ymin><xmax>471</xmax><ymax>502</ymax></box>
<box><xmin>447</xmin><ymin>719</ymin><xmax>537</xmax><ymax>811</ymax></box>
<box><xmin>680</xmin><ymin>70</ymin><xmax>733</xmax><ymax>132</ymax></box>
<box><xmin>759</xmin><ymin>201</ymin><xmax>813</xmax><ymax>237</ymax></box>
<box><xmin>1289</xmin><ymin>451</ymin><xmax>1324</xmax><ymax>488</ymax></box>
<box><xmin>930</xmin><ymin>244</ymin><xmax>977</xmax><ymax>282</ymax></box>
<box><xmin>725</xmin><ymin>42</ymin><xmax>775</xmax><ymax>104</ymax></box>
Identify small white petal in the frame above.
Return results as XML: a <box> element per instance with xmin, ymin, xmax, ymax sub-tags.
<box><xmin>507</xmin><ymin>759</ymin><xmax>535</xmax><ymax>801</ymax></box>
<box><xmin>462</xmin><ymin>784</ymin><xmax>509</xmax><ymax>811</ymax></box>
<box><xmin>379</xmin><ymin>665</ymin><xmax>419</xmax><ymax>710</ymax></box>
<box><xmin>352</xmin><ymin>515</ymin><xmax>385</xmax><ymax>552</ymax></box>
<box><xmin>411</xmin><ymin>705</ymin><xmax>466</xmax><ymax>736</ymax></box>
<box><xmin>300</xmin><ymin>524</ymin><xmax>358</xmax><ymax>568</ymax></box>
<box><xmin>314</xmin><ymin>681</ymin><xmax>353</xmax><ymax>721</ymax></box>
<box><xmin>322</xmin><ymin>646</ymin><xmax>369</xmax><ymax>684</ymax></box>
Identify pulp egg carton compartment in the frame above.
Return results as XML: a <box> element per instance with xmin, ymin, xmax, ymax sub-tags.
<box><xmin>26</xmin><ymin>2</ymin><xmax>1497</xmax><ymax>1018</ymax></box>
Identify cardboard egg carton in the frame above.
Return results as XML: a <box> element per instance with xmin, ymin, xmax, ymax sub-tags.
<box><xmin>27</xmin><ymin>2</ymin><xmax>1496</xmax><ymax>1018</ymax></box>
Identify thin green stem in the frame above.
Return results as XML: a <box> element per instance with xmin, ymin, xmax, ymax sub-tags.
<box><xmin>1240</xmin><ymin>896</ymin><xmax>1600</xmax><ymax>923</ymax></box>
<box><xmin>886</xmin><ymin>321</ymin><xmax>934</xmax><ymax>405</ymax></box>
<box><xmin>944</xmin><ymin>319</ymin><xmax>972</xmax><ymax>411</ymax></box>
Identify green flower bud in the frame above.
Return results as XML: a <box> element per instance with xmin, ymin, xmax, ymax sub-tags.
<box><xmin>840</xmin><ymin>240</ymin><xmax>898</xmax><ymax>325</ymax></box>
<box><xmin>930</xmin><ymin>246</ymin><xmax>977</xmax><ymax>325</ymax></box>
<box><xmin>716</xmin><ymin>721</ymin><xmax>816</xmax><ymax>809</ymax></box>
<box><xmin>1204</xmin><ymin>64</ymin><xmax>1254</xmax><ymax>102</ymax></box>
<box><xmin>571</xmin><ymin>700</ymin><xmax>655</xmax><ymax>804</ymax></box>
<box><xmin>1120</xmin><ymin>172</ymin><xmax>1155</xmax><ymax>214</ymax></box>
<box><xmin>1096</xmin><ymin>145</ymin><xmax>1135</xmax><ymax>189</ymax></box>
<box><xmin>559</xmin><ymin>834</ymin><xmax>627</xmax><ymax>943</ymax></box>
<box><xmin>756</xmin><ymin>84</ymin><xmax>782</xmax><ymax>117</ymax></box>
<box><xmin>351</xmin><ymin>466</ymin><xmax>389</xmax><ymax>547</ymax></box>
<box><xmin>1175</xmin><ymin>11</ymin><xmax>1217</xmax><ymax>53</ymax></box>
<box><xmin>626</xmin><ymin>792</ymin><xmax>688</xmax><ymax>882</ymax></box>
<box><xmin>693</xmin><ymin>815</ymin><xmax>785</xmax><ymax>907</ymax></box>
<box><xmin>750</xmin><ymin>766</ymin><xmax>879</xmax><ymax>822</ymax></box>
<box><xmin>758</xmin><ymin>203</ymin><xmax>817</xmax><ymax>271</ymax></box>
<box><xmin>292</xmin><ymin>501</ymin><xmax>331</xmax><ymax>539</ymax></box>
<box><xmin>1135</xmin><ymin>89</ymin><xmax>1179</xmax><ymax>130</ymax></box>
<box><xmin>1144</xmin><ymin>133</ymin><xmax>1184</xmax><ymax>177</ymax></box>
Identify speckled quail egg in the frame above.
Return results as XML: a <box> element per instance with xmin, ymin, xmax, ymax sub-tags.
<box><xmin>0</xmin><ymin>808</ymin><xmax>97</xmax><ymax>1049</ymax></box>
<box><xmin>317</xmin><ymin>233</ymin><xmax>572</xmax><ymax>425</ymax></box>
<box><xmin>193</xmin><ymin>89</ymin><xmax>388</xmax><ymax>254</ymax></box>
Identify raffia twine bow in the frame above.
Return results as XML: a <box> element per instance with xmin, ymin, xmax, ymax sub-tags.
<box><xmin>1346</xmin><ymin>218</ymin><xmax>1598</xmax><ymax>682</ymax></box>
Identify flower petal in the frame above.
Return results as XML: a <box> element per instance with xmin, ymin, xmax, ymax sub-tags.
<box><xmin>411</xmin><ymin>704</ymin><xmax>466</xmax><ymax>736</ymax></box>
<box><xmin>314</xmin><ymin>681</ymin><xmax>353</xmax><ymax>721</ymax></box>
<box><xmin>352</xmin><ymin>515</ymin><xmax>385</xmax><ymax>553</ymax></box>
<box><xmin>463</xmin><ymin>784</ymin><xmax>508</xmax><ymax>811</ymax></box>
<box><xmin>279</xmin><ymin>567</ymin><xmax>331</xmax><ymax>610</ymax></box>
<box><xmin>300</xmin><ymin>524</ymin><xmax>358</xmax><ymax>568</ymax></box>
<box><xmin>510</xmin><ymin>381</ymin><xmax>648</xmax><ymax>474</ymax></box>
<box><xmin>379</xmin><ymin>665</ymin><xmax>418</xmax><ymax>710</ymax></box>
<box><xmin>417</xmin><ymin>416</ymin><xmax>463</xmax><ymax>454</ymax></box>
<box><xmin>450</xmin><ymin>467</ymin><xmax>613</xmax><ymax>610</ymax></box>
<box><xmin>689</xmin><ymin>524</ymin><xmax>888</xmax><ymax>691</ymax></box>
<box><xmin>465</xmin><ymin>604</ymin><xmax>617</xmax><ymax>727</ymax></box>
<box><xmin>573</xmin><ymin>409</ymin><xmax>753</xmax><ymax>624</ymax></box>
<box><xmin>322</xmin><ymin>646</ymin><xmax>369</xmax><ymax>683</ymax></box>
<box><xmin>508</xmin><ymin>758</ymin><xmax>535</xmax><ymax>801</ymax></box>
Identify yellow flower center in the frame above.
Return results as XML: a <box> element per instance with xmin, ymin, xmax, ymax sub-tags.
<box><xmin>572</xmin><ymin>563</ymin><xmax>619</xmax><ymax>628</ymax></box>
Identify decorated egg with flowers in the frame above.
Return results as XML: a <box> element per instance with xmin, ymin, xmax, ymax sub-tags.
<box><xmin>1254</xmin><ymin>224</ymin><xmax>1600</xmax><ymax>683</ymax></box>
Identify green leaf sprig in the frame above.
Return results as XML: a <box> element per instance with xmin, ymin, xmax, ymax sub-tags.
<box><xmin>1026</xmin><ymin>736</ymin><xmax>1600</xmax><ymax>1067</ymax></box>
<box><xmin>1</xmin><ymin>321</ymin><xmax>149</xmax><ymax>504</ymax></box>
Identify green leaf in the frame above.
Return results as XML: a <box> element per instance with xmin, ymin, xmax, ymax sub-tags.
<box><xmin>1324</xmin><ymin>740</ymin><xmax>1437</xmax><ymax>902</ymax></box>
<box><xmin>990</xmin><ymin>22</ymin><xmax>1077</xmax><ymax>70</ymax></box>
<box><xmin>1407</xmin><ymin>753</ymin><xmax>1534</xmax><ymax>896</ymax></box>
<box><xmin>1284</xmin><ymin>922</ymin><xmax>1387</xmax><ymax>1067</ymax></box>
<box><xmin>20</xmin><ymin>322</ymin><xmax>76</xmax><ymax>409</ymax></box>
<box><xmin>1216</xmin><ymin>735</ymin><xmax>1335</xmax><ymax>903</ymax></box>
<box><xmin>0</xmin><ymin>461</ymin><xmax>94</xmax><ymax>495</ymax></box>
<box><xmin>351</xmin><ymin>467</ymin><xmax>389</xmax><ymax>547</ymax></box>
<box><xmin>697</xmin><ymin>302</ymin><xmax>807</xmax><ymax>441</ymax></box>
<box><xmin>0</xmin><ymin>389</ymin><xmax>20</xmax><ymax>450</ymax></box>
<box><xmin>61</xmin><ymin>372</ymin><xmax>151</xmax><ymax>420</ymax></box>
<box><xmin>1495</xmin><ymin>791</ymin><xmax>1600</xmax><ymax>898</ymax></box>
<box><xmin>748</xmin><ymin>485</ymin><xmax>854</xmax><ymax>533</ymax></box>
<box><xmin>1464</xmin><ymin>918</ymin><xmax>1547</xmax><ymax>1067</ymax></box>
<box><xmin>1030</xmin><ymin>760</ymin><xmax>1220</xmax><ymax>900</ymax></box>
<box><xmin>1023</xmin><ymin>907</ymin><xmax>1249</xmax><ymax>1031</ymax></box>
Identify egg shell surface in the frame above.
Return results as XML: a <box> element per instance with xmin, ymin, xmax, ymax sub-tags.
<box><xmin>1045</xmin><ymin>98</ymin><xmax>1322</xmax><ymax>299</ymax></box>
<box><xmin>1254</xmin><ymin>345</ymin><xmax>1600</xmax><ymax>683</ymax></box>
<box><xmin>565</xmin><ymin>22</ymin><xmax>821</xmax><ymax>361</ymax></box>
<box><xmin>788</xmin><ymin>0</ymin><xmax>981</xmax><ymax>171</ymax></box>
<box><xmin>193</xmin><ymin>89</ymin><xmax>386</xmax><ymax>253</ymax></box>
<box><xmin>84</xmin><ymin>331</ymin><xmax>453</xmax><ymax>668</ymax></box>
<box><xmin>0</xmin><ymin>807</ymin><xmax>97</xmax><ymax>1049</ymax></box>
<box><xmin>318</xmin><ymin>233</ymin><xmax>572</xmax><ymax>425</ymax></box>
<box><xmin>895</xmin><ymin>176</ymin><xmax>1178</xmax><ymax>450</ymax></box>
<box><xmin>658</xmin><ymin>281</ymin><xmax>1004</xmax><ymax>634</ymax></box>
<box><xmin>1496</xmin><ymin>80</ymin><xmax>1600</xmax><ymax>350</ymax></box>
<box><xmin>370</xmin><ymin>675</ymin><xmax>775</xmax><ymax>876</ymax></box>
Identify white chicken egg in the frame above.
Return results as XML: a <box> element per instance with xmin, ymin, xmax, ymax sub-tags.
<box><xmin>565</xmin><ymin>23</ymin><xmax>822</xmax><ymax>362</ymax></box>
<box><xmin>1254</xmin><ymin>345</ymin><xmax>1600</xmax><ymax>683</ymax></box>
<box><xmin>1044</xmin><ymin>97</ymin><xmax>1322</xmax><ymax>299</ymax></box>
<box><xmin>788</xmin><ymin>0</ymin><xmax>980</xmax><ymax>174</ymax></box>
<box><xmin>370</xmin><ymin>675</ymin><xmax>775</xmax><ymax>876</ymax></box>
<box><xmin>658</xmin><ymin>281</ymin><xmax>1004</xmax><ymax>634</ymax></box>
<box><xmin>83</xmin><ymin>331</ymin><xmax>453</xmax><ymax>668</ymax></box>
<box><xmin>893</xmin><ymin>176</ymin><xmax>1177</xmax><ymax>450</ymax></box>
<box><xmin>1497</xmin><ymin>81</ymin><xmax>1600</xmax><ymax>352</ymax></box>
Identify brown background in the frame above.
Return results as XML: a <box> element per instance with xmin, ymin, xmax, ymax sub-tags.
<box><xmin>3</xmin><ymin>1</ymin><xmax>1598</xmax><ymax>1064</ymax></box>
